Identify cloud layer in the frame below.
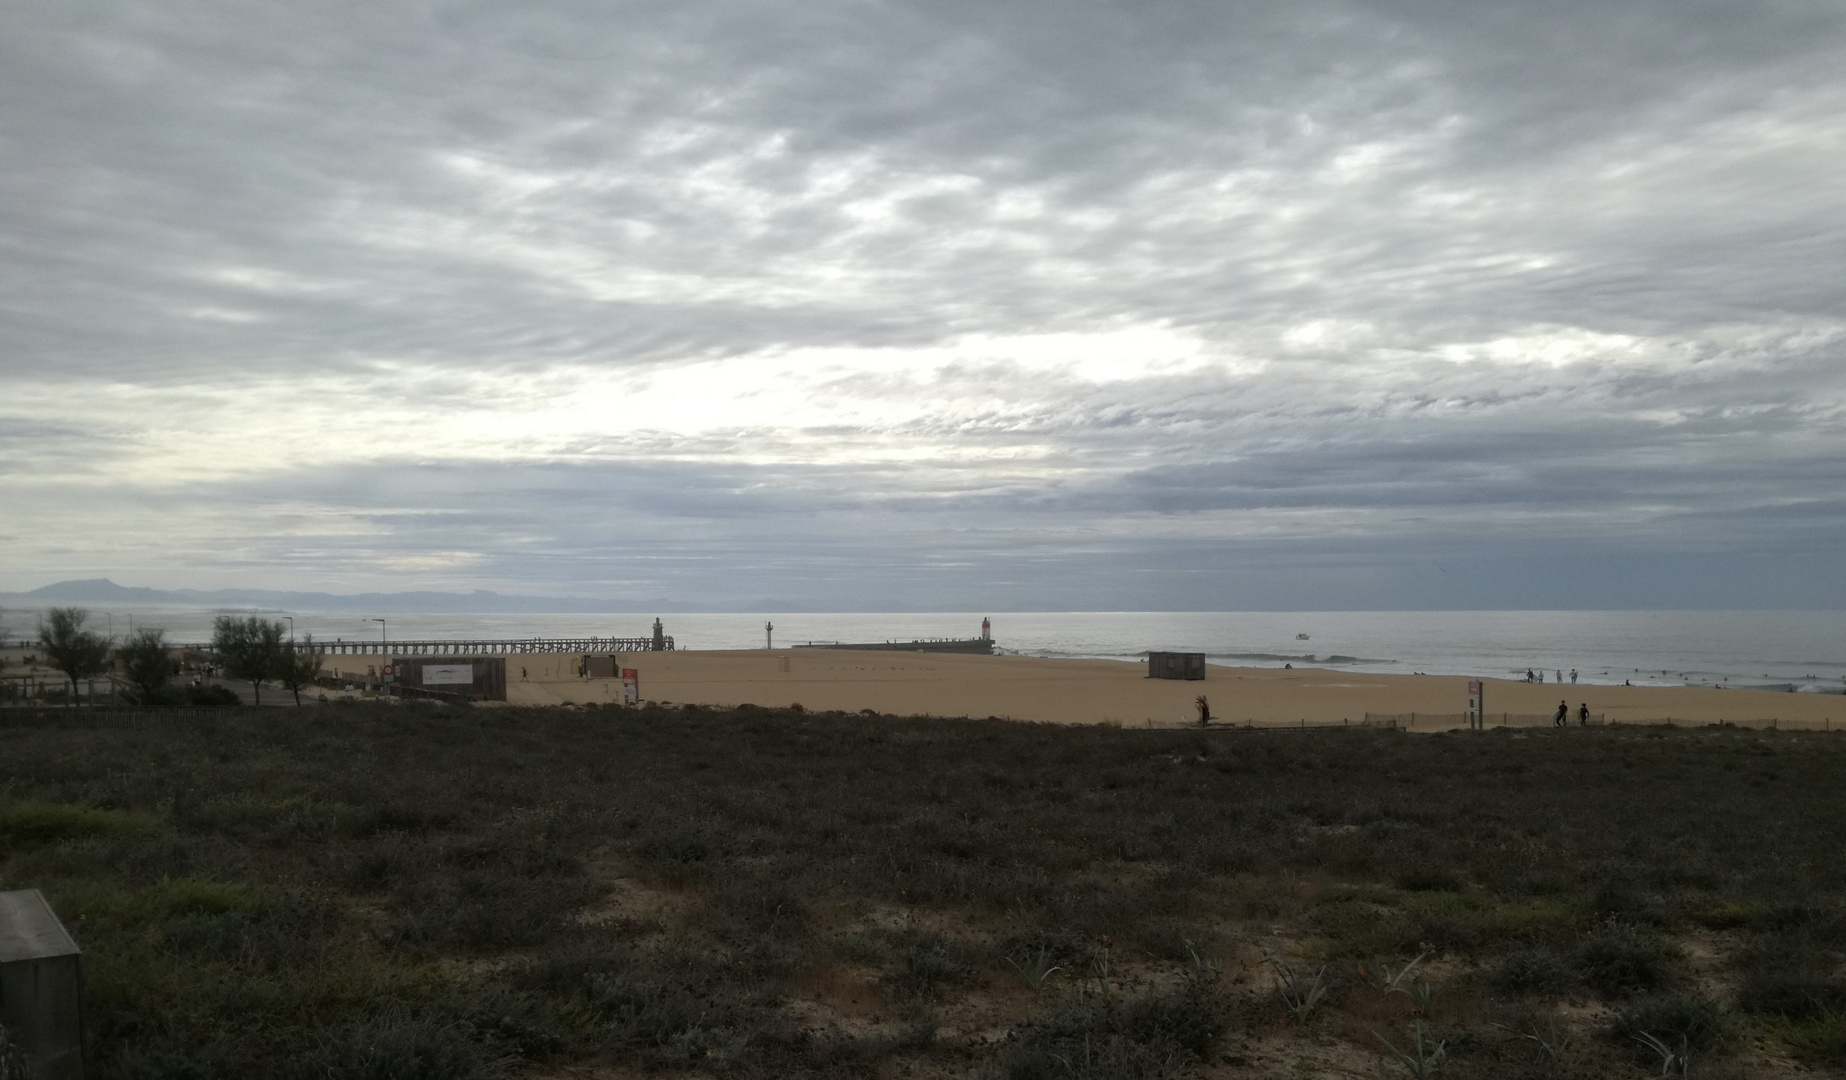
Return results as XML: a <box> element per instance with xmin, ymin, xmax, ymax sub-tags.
<box><xmin>3</xmin><ymin>0</ymin><xmax>1843</xmax><ymax>606</ymax></box>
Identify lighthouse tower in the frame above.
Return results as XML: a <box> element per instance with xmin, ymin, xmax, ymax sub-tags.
<box><xmin>981</xmin><ymin>617</ymin><xmax>991</xmax><ymax>641</ymax></box>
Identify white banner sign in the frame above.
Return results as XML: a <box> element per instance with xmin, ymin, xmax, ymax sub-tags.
<box><xmin>422</xmin><ymin>664</ymin><xmax>474</xmax><ymax>686</ymax></box>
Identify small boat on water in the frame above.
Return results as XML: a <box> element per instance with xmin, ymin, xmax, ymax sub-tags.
<box><xmin>1296</xmin><ymin>633</ymin><xmax>1310</xmax><ymax>640</ymax></box>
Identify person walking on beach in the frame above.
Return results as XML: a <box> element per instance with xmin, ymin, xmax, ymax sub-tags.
<box><xmin>1578</xmin><ymin>703</ymin><xmax>1590</xmax><ymax>726</ymax></box>
<box><xmin>1553</xmin><ymin>700</ymin><xmax>1568</xmax><ymax>727</ymax></box>
<box><xmin>1570</xmin><ymin>668</ymin><xmax>1578</xmax><ymax>684</ymax></box>
<box><xmin>1526</xmin><ymin>669</ymin><xmax>1535</xmax><ymax>683</ymax></box>
<box><xmin>1555</xmin><ymin>670</ymin><xmax>1563</xmax><ymax>685</ymax></box>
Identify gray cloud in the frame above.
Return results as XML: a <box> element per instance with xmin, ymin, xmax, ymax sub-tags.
<box><xmin>1</xmin><ymin>0</ymin><xmax>1842</xmax><ymax>605</ymax></box>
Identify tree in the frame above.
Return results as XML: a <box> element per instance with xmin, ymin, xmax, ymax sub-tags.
<box><xmin>117</xmin><ymin>627</ymin><xmax>176</xmax><ymax>705</ymax></box>
<box><xmin>38</xmin><ymin>607</ymin><xmax>112</xmax><ymax>705</ymax></box>
<box><xmin>212</xmin><ymin>615</ymin><xmax>284</xmax><ymax>706</ymax></box>
<box><xmin>276</xmin><ymin>634</ymin><xmax>325</xmax><ymax>706</ymax></box>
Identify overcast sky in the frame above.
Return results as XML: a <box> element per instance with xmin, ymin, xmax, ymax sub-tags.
<box><xmin>2</xmin><ymin>0</ymin><xmax>1843</xmax><ymax>609</ymax></box>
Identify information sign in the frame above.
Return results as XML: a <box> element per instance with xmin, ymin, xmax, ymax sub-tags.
<box><xmin>422</xmin><ymin>664</ymin><xmax>473</xmax><ymax>686</ymax></box>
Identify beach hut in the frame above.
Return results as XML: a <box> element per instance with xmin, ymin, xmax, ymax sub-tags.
<box><xmin>1147</xmin><ymin>652</ymin><xmax>1206</xmax><ymax>680</ymax></box>
<box><xmin>0</xmin><ymin>888</ymin><xmax>85</xmax><ymax>1079</ymax></box>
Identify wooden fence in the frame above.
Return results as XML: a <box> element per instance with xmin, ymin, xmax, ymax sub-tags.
<box><xmin>0</xmin><ymin>707</ymin><xmax>225</xmax><ymax>730</ymax></box>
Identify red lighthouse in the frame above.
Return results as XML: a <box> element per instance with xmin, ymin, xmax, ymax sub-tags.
<box><xmin>981</xmin><ymin>617</ymin><xmax>991</xmax><ymax>641</ymax></box>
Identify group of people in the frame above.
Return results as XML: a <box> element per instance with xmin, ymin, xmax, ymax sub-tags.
<box><xmin>1526</xmin><ymin>668</ymin><xmax>1579</xmax><ymax>684</ymax></box>
<box><xmin>1553</xmin><ymin>700</ymin><xmax>1591</xmax><ymax>727</ymax></box>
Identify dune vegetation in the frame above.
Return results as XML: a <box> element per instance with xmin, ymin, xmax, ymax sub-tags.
<box><xmin>2</xmin><ymin>703</ymin><xmax>1844</xmax><ymax>1078</ymax></box>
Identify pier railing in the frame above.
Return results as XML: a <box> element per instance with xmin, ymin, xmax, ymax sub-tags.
<box><xmin>174</xmin><ymin>637</ymin><xmax>673</xmax><ymax>656</ymax></box>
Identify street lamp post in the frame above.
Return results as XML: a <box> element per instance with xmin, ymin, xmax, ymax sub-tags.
<box><xmin>370</xmin><ymin>619</ymin><xmax>389</xmax><ymax>695</ymax></box>
<box><xmin>766</xmin><ymin>621</ymin><xmax>773</xmax><ymax>649</ymax></box>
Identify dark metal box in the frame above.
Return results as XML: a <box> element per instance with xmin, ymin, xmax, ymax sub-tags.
<box><xmin>0</xmin><ymin>889</ymin><xmax>85</xmax><ymax>1079</ymax></box>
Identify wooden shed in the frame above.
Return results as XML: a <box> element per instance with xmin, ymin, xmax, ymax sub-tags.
<box><xmin>1147</xmin><ymin>652</ymin><xmax>1207</xmax><ymax>680</ymax></box>
<box><xmin>0</xmin><ymin>888</ymin><xmax>85</xmax><ymax>1079</ymax></box>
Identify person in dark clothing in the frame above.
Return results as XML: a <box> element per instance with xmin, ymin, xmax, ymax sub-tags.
<box><xmin>1553</xmin><ymin>700</ymin><xmax>1568</xmax><ymax>727</ymax></box>
<box><xmin>1578</xmin><ymin>703</ymin><xmax>1590</xmax><ymax>726</ymax></box>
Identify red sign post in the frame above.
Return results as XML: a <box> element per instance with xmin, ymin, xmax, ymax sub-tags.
<box><xmin>621</xmin><ymin>668</ymin><xmax>639</xmax><ymax>706</ymax></box>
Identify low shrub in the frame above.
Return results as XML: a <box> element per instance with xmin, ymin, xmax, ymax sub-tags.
<box><xmin>1734</xmin><ymin>933</ymin><xmax>1846</xmax><ymax>1019</ymax></box>
<box><xmin>1692</xmin><ymin>901</ymin><xmax>1763</xmax><ymax>930</ymax></box>
<box><xmin>1776</xmin><ymin>1009</ymin><xmax>1846</xmax><ymax>1067</ymax></box>
<box><xmin>584</xmin><ymin>972</ymin><xmax>716</xmax><ymax>1056</ymax></box>
<box><xmin>1396</xmin><ymin>869</ymin><xmax>1465</xmax><ymax>893</ymax></box>
<box><xmin>1487</xmin><ymin>946</ymin><xmax>1578</xmax><ymax>998</ymax></box>
<box><xmin>1577</xmin><ymin>921</ymin><xmax>1677</xmax><ymax>999</ymax></box>
<box><xmin>280</xmin><ymin>1016</ymin><xmax>510</xmax><ymax>1080</ymax></box>
<box><xmin>1610</xmin><ymin>994</ymin><xmax>1727</xmax><ymax>1068</ymax></box>
<box><xmin>888</xmin><ymin>928</ymin><xmax>971</xmax><ymax>997</ymax></box>
<box><xmin>1133</xmin><ymin>919</ymin><xmax>1220</xmax><ymax>966</ymax></box>
<box><xmin>181</xmin><ymin>684</ymin><xmax>243</xmax><ymax>708</ymax></box>
<box><xmin>1000</xmin><ymin>990</ymin><xmax>1229</xmax><ymax>1080</ymax></box>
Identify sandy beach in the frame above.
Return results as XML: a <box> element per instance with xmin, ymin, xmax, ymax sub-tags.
<box><xmin>319</xmin><ymin>649</ymin><xmax>1846</xmax><ymax>729</ymax></box>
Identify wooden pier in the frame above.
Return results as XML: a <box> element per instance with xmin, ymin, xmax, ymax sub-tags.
<box><xmin>174</xmin><ymin>637</ymin><xmax>674</xmax><ymax>656</ymax></box>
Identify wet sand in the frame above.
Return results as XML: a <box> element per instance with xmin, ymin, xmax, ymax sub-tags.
<box><xmin>320</xmin><ymin>649</ymin><xmax>1845</xmax><ymax>729</ymax></box>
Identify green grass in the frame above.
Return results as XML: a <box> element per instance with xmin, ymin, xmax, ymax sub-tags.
<box><xmin>0</xmin><ymin>798</ymin><xmax>162</xmax><ymax>848</ymax></box>
<box><xmin>53</xmin><ymin>876</ymin><xmax>266</xmax><ymax>927</ymax></box>
<box><xmin>1771</xmin><ymin>1009</ymin><xmax>1846</xmax><ymax>1067</ymax></box>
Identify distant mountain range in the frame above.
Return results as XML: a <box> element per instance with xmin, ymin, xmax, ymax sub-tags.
<box><xmin>0</xmin><ymin>578</ymin><xmax>802</xmax><ymax>614</ymax></box>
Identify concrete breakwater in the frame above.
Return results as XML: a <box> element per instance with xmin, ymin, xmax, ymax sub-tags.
<box><xmin>793</xmin><ymin>638</ymin><xmax>995</xmax><ymax>655</ymax></box>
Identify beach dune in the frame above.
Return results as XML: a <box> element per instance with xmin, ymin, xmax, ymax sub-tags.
<box><xmin>322</xmin><ymin>650</ymin><xmax>1844</xmax><ymax>729</ymax></box>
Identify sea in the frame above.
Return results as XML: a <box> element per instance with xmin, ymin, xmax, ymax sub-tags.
<box><xmin>11</xmin><ymin>608</ymin><xmax>1844</xmax><ymax>694</ymax></box>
